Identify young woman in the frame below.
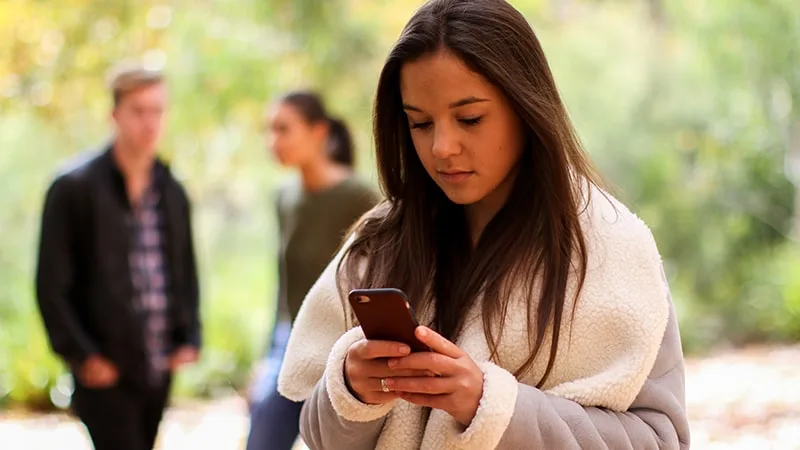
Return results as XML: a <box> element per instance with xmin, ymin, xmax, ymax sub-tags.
<box><xmin>245</xmin><ymin>91</ymin><xmax>380</xmax><ymax>450</ymax></box>
<box><xmin>278</xmin><ymin>1</ymin><xmax>690</xmax><ymax>449</ymax></box>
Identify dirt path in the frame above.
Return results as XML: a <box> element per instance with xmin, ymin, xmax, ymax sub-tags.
<box><xmin>1</xmin><ymin>344</ymin><xmax>798</xmax><ymax>449</ymax></box>
<box><xmin>684</xmin><ymin>345</ymin><xmax>800</xmax><ymax>449</ymax></box>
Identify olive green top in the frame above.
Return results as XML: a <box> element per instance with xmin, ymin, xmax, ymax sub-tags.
<box><xmin>275</xmin><ymin>175</ymin><xmax>380</xmax><ymax>323</ymax></box>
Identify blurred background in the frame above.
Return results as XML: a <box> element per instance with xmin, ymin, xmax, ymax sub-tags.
<box><xmin>1</xmin><ymin>0</ymin><xmax>798</xmax><ymax>448</ymax></box>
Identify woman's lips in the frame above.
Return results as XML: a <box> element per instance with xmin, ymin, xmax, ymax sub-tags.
<box><xmin>437</xmin><ymin>170</ymin><xmax>474</xmax><ymax>183</ymax></box>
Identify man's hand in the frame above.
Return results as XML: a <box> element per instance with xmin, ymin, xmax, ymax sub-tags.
<box><xmin>79</xmin><ymin>354</ymin><xmax>119</xmax><ymax>388</ymax></box>
<box><xmin>169</xmin><ymin>346</ymin><xmax>199</xmax><ymax>372</ymax></box>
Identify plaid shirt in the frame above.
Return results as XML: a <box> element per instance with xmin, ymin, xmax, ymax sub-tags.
<box><xmin>128</xmin><ymin>180</ymin><xmax>170</xmax><ymax>386</ymax></box>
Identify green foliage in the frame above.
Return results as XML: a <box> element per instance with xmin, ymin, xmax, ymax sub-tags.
<box><xmin>0</xmin><ymin>0</ymin><xmax>376</xmax><ymax>410</ymax></box>
<box><xmin>2</xmin><ymin>0</ymin><xmax>800</xmax><ymax>410</ymax></box>
<box><xmin>539</xmin><ymin>0</ymin><xmax>800</xmax><ymax>351</ymax></box>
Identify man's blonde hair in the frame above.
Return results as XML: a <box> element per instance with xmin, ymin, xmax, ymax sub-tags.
<box><xmin>107</xmin><ymin>61</ymin><xmax>164</xmax><ymax>107</ymax></box>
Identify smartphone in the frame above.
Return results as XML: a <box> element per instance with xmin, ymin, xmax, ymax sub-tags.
<box><xmin>348</xmin><ymin>288</ymin><xmax>429</xmax><ymax>353</ymax></box>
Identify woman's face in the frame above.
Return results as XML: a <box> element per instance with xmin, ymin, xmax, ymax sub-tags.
<box><xmin>266</xmin><ymin>103</ymin><xmax>324</xmax><ymax>167</ymax></box>
<box><xmin>399</xmin><ymin>50</ymin><xmax>525</xmax><ymax>211</ymax></box>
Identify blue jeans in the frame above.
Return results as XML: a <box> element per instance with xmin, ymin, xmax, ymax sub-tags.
<box><xmin>246</xmin><ymin>321</ymin><xmax>304</xmax><ymax>450</ymax></box>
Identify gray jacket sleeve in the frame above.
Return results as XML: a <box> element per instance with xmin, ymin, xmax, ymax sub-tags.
<box><xmin>496</xmin><ymin>298</ymin><xmax>690</xmax><ymax>449</ymax></box>
<box><xmin>299</xmin><ymin>372</ymin><xmax>386</xmax><ymax>450</ymax></box>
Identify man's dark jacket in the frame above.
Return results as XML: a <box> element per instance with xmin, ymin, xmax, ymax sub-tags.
<box><xmin>35</xmin><ymin>146</ymin><xmax>201</xmax><ymax>389</ymax></box>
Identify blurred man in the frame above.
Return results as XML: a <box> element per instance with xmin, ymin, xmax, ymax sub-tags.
<box><xmin>35</xmin><ymin>63</ymin><xmax>201</xmax><ymax>450</ymax></box>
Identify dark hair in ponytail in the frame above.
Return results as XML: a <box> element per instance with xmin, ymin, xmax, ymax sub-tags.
<box><xmin>280</xmin><ymin>90</ymin><xmax>355</xmax><ymax>167</ymax></box>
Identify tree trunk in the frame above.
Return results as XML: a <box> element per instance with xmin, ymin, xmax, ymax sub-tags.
<box><xmin>787</xmin><ymin>120</ymin><xmax>800</xmax><ymax>238</ymax></box>
<box><xmin>646</xmin><ymin>0</ymin><xmax>667</xmax><ymax>30</ymax></box>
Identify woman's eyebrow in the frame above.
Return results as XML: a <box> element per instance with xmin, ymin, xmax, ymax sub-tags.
<box><xmin>403</xmin><ymin>96</ymin><xmax>490</xmax><ymax>112</ymax></box>
<box><xmin>449</xmin><ymin>96</ymin><xmax>489</xmax><ymax>108</ymax></box>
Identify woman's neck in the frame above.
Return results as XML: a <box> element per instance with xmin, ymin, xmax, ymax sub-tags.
<box><xmin>465</xmin><ymin>199</ymin><xmax>501</xmax><ymax>247</ymax></box>
<box><xmin>465</xmin><ymin>168</ymin><xmax>519</xmax><ymax>246</ymax></box>
<box><xmin>299</xmin><ymin>157</ymin><xmax>350</xmax><ymax>192</ymax></box>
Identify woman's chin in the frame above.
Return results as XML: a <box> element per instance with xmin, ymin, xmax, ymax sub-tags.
<box><xmin>439</xmin><ymin>189</ymin><xmax>483</xmax><ymax>206</ymax></box>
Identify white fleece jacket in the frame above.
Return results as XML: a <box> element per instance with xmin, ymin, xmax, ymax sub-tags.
<box><xmin>278</xmin><ymin>188</ymin><xmax>678</xmax><ymax>450</ymax></box>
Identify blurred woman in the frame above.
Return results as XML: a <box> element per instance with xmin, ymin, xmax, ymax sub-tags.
<box><xmin>246</xmin><ymin>91</ymin><xmax>380</xmax><ymax>450</ymax></box>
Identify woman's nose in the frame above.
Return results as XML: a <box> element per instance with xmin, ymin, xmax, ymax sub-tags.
<box><xmin>431</xmin><ymin>125</ymin><xmax>461</xmax><ymax>159</ymax></box>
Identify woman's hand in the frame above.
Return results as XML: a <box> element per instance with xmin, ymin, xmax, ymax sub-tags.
<box><xmin>169</xmin><ymin>345</ymin><xmax>199</xmax><ymax>372</ymax></box>
<box><xmin>344</xmin><ymin>339</ymin><xmax>436</xmax><ymax>405</ymax></box>
<box><xmin>384</xmin><ymin>326</ymin><xmax>484</xmax><ymax>427</ymax></box>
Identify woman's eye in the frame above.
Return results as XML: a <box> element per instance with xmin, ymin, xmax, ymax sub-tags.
<box><xmin>410</xmin><ymin>121</ymin><xmax>432</xmax><ymax>130</ymax></box>
<box><xmin>460</xmin><ymin>116</ymin><xmax>483</xmax><ymax>126</ymax></box>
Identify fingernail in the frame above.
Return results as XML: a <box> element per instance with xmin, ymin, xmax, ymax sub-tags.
<box><xmin>398</xmin><ymin>345</ymin><xmax>410</xmax><ymax>355</ymax></box>
<box><xmin>417</xmin><ymin>327</ymin><xmax>427</xmax><ymax>337</ymax></box>
<box><xmin>385</xmin><ymin>378</ymin><xmax>395</xmax><ymax>387</ymax></box>
<box><xmin>387</xmin><ymin>359</ymin><xmax>398</xmax><ymax>368</ymax></box>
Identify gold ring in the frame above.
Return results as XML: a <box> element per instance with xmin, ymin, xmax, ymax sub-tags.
<box><xmin>380</xmin><ymin>378</ymin><xmax>390</xmax><ymax>393</ymax></box>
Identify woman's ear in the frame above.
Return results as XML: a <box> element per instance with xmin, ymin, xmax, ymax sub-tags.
<box><xmin>310</xmin><ymin>120</ymin><xmax>330</xmax><ymax>144</ymax></box>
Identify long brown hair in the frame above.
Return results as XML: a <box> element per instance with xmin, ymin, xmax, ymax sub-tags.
<box><xmin>339</xmin><ymin>0</ymin><xmax>604</xmax><ymax>386</ymax></box>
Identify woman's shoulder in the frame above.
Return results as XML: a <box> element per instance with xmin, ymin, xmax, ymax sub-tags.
<box><xmin>577</xmin><ymin>182</ymin><xmax>667</xmax><ymax>309</ymax></box>
<box><xmin>339</xmin><ymin>174</ymin><xmax>381</xmax><ymax>202</ymax></box>
<box><xmin>581</xmin><ymin>183</ymin><xmax>659</xmax><ymax>255</ymax></box>
<box><xmin>362</xmin><ymin>198</ymin><xmax>392</xmax><ymax>219</ymax></box>
<box><xmin>575</xmin><ymin>182</ymin><xmax>669</xmax><ymax>327</ymax></box>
